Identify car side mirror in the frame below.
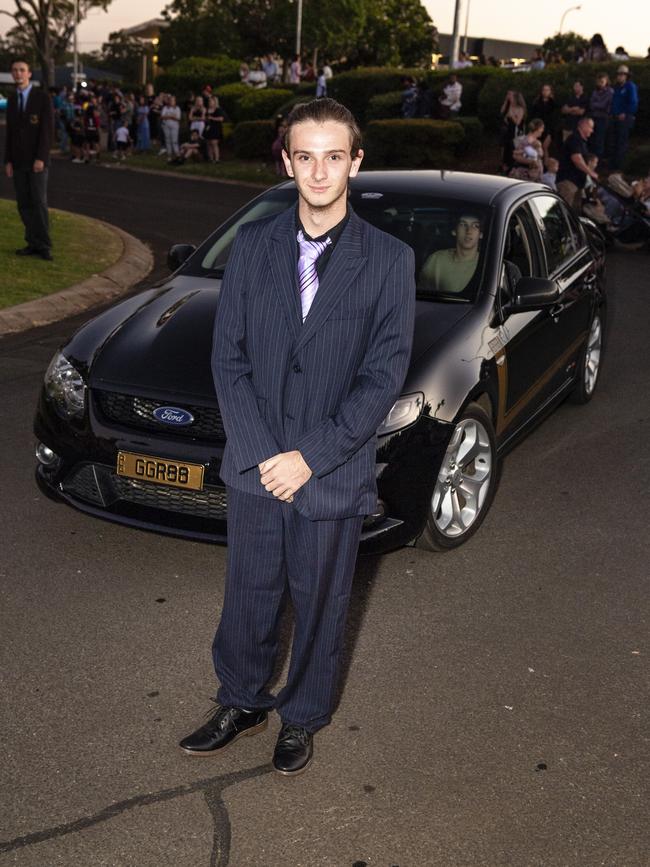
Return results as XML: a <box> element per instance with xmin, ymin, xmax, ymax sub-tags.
<box><xmin>511</xmin><ymin>276</ymin><xmax>560</xmax><ymax>312</ymax></box>
<box><xmin>167</xmin><ymin>243</ymin><xmax>196</xmax><ymax>273</ymax></box>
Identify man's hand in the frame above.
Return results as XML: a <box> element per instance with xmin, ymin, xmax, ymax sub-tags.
<box><xmin>5</xmin><ymin>162</ymin><xmax>13</xmax><ymax>179</ymax></box>
<box><xmin>617</xmin><ymin>113</ymin><xmax>626</xmax><ymax>122</ymax></box>
<box><xmin>258</xmin><ymin>451</ymin><xmax>312</xmax><ymax>502</ymax></box>
<box><xmin>33</xmin><ymin>159</ymin><xmax>44</xmax><ymax>173</ymax></box>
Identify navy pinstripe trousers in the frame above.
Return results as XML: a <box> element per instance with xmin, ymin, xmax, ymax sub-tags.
<box><xmin>213</xmin><ymin>486</ymin><xmax>364</xmax><ymax>733</ymax></box>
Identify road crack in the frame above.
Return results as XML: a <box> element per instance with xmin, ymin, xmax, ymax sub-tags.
<box><xmin>0</xmin><ymin>763</ymin><xmax>273</xmax><ymax>866</ymax></box>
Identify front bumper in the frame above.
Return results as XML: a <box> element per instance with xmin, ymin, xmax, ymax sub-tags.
<box><xmin>35</xmin><ymin>388</ymin><xmax>454</xmax><ymax>554</ymax></box>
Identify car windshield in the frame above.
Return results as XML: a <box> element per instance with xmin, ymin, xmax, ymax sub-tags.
<box><xmin>187</xmin><ymin>186</ymin><xmax>492</xmax><ymax>303</ymax></box>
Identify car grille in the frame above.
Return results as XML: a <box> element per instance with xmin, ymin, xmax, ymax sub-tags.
<box><xmin>62</xmin><ymin>464</ymin><xmax>228</xmax><ymax>520</ymax></box>
<box><xmin>94</xmin><ymin>390</ymin><xmax>225</xmax><ymax>442</ymax></box>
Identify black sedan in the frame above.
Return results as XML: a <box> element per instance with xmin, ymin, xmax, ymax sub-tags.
<box><xmin>34</xmin><ymin>171</ymin><xmax>606</xmax><ymax>553</ymax></box>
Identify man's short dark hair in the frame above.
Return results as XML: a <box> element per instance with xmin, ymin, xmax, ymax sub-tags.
<box><xmin>284</xmin><ymin>98</ymin><xmax>362</xmax><ymax>158</ymax></box>
<box><xmin>585</xmin><ymin>152</ymin><xmax>598</xmax><ymax>163</ymax></box>
<box><xmin>11</xmin><ymin>58</ymin><xmax>31</xmax><ymax>69</ymax></box>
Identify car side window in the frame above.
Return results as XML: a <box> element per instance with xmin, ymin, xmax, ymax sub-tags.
<box><xmin>500</xmin><ymin>205</ymin><xmax>540</xmax><ymax>304</ymax></box>
<box><xmin>529</xmin><ymin>195</ymin><xmax>580</xmax><ymax>275</ymax></box>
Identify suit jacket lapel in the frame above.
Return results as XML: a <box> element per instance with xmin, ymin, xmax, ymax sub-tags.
<box><xmin>293</xmin><ymin>210</ymin><xmax>367</xmax><ymax>356</ymax></box>
<box><xmin>266</xmin><ymin>206</ymin><xmax>301</xmax><ymax>340</ymax></box>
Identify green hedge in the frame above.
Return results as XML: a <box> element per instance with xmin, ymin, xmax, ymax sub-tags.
<box><xmin>214</xmin><ymin>82</ymin><xmax>252</xmax><ymax>122</ymax></box>
<box><xmin>272</xmin><ymin>95</ymin><xmax>313</xmax><ymax>119</ymax></box>
<box><xmin>364</xmin><ymin>119</ymin><xmax>465</xmax><ymax>168</ymax></box>
<box><xmin>237</xmin><ymin>88</ymin><xmax>294</xmax><ymax>122</ymax></box>
<box><xmin>155</xmin><ymin>55</ymin><xmax>241</xmax><ymax>96</ymax></box>
<box><xmin>450</xmin><ymin>116</ymin><xmax>484</xmax><ymax>155</ymax></box>
<box><xmin>328</xmin><ymin>67</ymin><xmax>422</xmax><ymax>122</ymax></box>
<box><xmin>232</xmin><ymin>120</ymin><xmax>275</xmax><ymax>159</ymax></box>
<box><xmin>366</xmin><ymin>91</ymin><xmax>403</xmax><ymax>120</ymax></box>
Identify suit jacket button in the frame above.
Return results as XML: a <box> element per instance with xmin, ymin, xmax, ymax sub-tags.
<box><xmin>293</xmin><ymin>363</ymin><xmax>302</xmax><ymax>373</ymax></box>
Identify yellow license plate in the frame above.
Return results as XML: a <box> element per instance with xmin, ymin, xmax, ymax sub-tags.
<box><xmin>116</xmin><ymin>451</ymin><xmax>204</xmax><ymax>491</ymax></box>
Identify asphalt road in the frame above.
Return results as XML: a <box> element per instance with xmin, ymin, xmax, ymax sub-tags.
<box><xmin>0</xmin><ymin>156</ymin><xmax>649</xmax><ymax>867</ymax></box>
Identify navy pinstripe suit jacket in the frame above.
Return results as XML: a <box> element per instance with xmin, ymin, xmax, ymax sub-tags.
<box><xmin>212</xmin><ymin>204</ymin><xmax>416</xmax><ymax>520</ymax></box>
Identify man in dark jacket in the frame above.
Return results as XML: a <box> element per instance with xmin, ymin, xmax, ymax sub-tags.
<box><xmin>608</xmin><ymin>65</ymin><xmax>639</xmax><ymax>171</ymax></box>
<box><xmin>3</xmin><ymin>59</ymin><xmax>54</xmax><ymax>260</ymax></box>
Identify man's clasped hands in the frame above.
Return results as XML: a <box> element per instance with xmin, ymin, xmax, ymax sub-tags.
<box><xmin>258</xmin><ymin>451</ymin><xmax>312</xmax><ymax>503</ymax></box>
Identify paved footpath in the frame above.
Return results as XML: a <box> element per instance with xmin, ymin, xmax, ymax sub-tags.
<box><xmin>0</xmin><ymin>147</ymin><xmax>648</xmax><ymax>866</ymax></box>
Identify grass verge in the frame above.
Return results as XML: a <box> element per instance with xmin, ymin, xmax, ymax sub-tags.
<box><xmin>110</xmin><ymin>151</ymin><xmax>279</xmax><ymax>186</ymax></box>
<box><xmin>0</xmin><ymin>199</ymin><xmax>123</xmax><ymax>309</ymax></box>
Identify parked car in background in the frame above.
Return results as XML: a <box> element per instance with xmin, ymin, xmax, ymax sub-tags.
<box><xmin>34</xmin><ymin>171</ymin><xmax>607</xmax><ymax>553</ymax></box>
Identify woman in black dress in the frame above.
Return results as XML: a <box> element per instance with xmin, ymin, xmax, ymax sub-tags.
<box><xmin>204</xmin><ymin>96</ymin><xmax>225</xmax><ymax>163</ymax></box>
<box><xmin>531</xmin><ymin>83</ymin><xmax>558</xmax><ymax>163</ymax></box>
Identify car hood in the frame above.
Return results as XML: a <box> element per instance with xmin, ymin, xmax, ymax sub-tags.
<box><xmin>87</xmin><ymin>277</ymin><xmax>470</xmax><ymax>399</ymax></box>
<box><xmin>89</xmin><ymin>275</ymin><xmax>220</xmax><ymax>399</ymax></box>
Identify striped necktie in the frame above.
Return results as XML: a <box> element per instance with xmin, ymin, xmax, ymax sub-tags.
<box><xmin>297</xmin><ymin>229</ymin><xmax>331</xmax><ymax>321</ymax></box>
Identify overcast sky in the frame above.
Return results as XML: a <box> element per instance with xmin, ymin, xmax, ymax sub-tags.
<box><xmin>1</xmin><ymin>0</ymin><xmax>648</xmax><ymax>58</ymax></box>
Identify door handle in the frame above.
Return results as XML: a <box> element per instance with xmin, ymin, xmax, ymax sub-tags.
<box><xmin>549</xmin><ymin>303</ymin><xmax>564</xmax><ymax>320</ymax></box>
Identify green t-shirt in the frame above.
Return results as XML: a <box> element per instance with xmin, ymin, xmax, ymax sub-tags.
<box><xmin>420</xmin><ymin>248</ymin><xmax>478</xmax><ymax>294</ymax></box>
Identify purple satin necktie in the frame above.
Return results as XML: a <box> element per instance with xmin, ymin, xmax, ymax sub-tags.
<box><xmin>297</xmin><ymin>229</ymin><xmax>331</xmax><ymax>321</ymax></box>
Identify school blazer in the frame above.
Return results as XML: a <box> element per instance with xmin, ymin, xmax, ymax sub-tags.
<box><xmin>212</xmin><ymin>205</ymin><xmax>416</xmax><ymax>521</ymax></box>
<box><xmin>4</xmin><ymin>88</ymin><xmax>54</xmax><ymax>169</ymax></box>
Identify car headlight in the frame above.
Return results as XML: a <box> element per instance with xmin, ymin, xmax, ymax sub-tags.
<box><xmin>44</xmin><ymin>351</ymin><xmax>86</xmax><ymax>419</ymax></box>
<box><xmin>377</xmin><ymin>392</ymin><xmax>423</xmax><ymax>436</ymax></box>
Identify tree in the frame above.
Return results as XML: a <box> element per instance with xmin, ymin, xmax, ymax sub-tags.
<box><xmin>542</xmin><ymin>31</ymin><xmax>589</xmax><ymax>62</ymax></box>
<box><xmin>352</xmin><ymin>0</ymin><xmax>437</xmax><ymax>67</ymax></box>
<box><xmin>0</xmin><ymin>0</ymin><xmax>113</xmax><ymax>87</ymax></box>
<box><xmin>98</xmin><ymin>29</ymin><xmax>144</xmax><ymax>82</ymax></box>
<box><xmin>159</xmin><ymin>0</ymin><xmax>367</xmax><ymax>68</ymax></box>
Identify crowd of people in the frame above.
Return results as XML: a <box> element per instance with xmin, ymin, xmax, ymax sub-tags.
<box><xmin>49</xmin><ymin>81</ymin><xmax>229</xmax><ymax>165</ymax></box>
<box><xmin>499</xmin><ymin>64</ymin><xmax>642</xmax><ymax>225</ymax></box>
<box><xmin>401</xmin><ymin>73</ymin><xmax>464</xmax><ymax>119</ymax></box>
<box><xmin>47</xmin><ymin>52</ymin><xmax>333</xmax><ymax>167</ymax></box>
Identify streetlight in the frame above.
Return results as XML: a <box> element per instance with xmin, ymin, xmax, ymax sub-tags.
<box><xmin>559</xmin><ymin>4</ymin><xmax>581</xmax><ymax>34</ymax></box>
<box><xmin>295</xmin><ymin>0</ymin><xmax>303</xmax><ymax>57</ymax></box>
<box><xmin>73</xmin><ymin>0</ymin><xmax>79</xmax><ymax>90</ymax></box>
<box><xmin>463</xmin><ymin>0</ymin><xmax>471</xmax><ymax>55</ymax></box>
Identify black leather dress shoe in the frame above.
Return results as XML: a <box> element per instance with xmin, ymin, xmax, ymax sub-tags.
<box><xmin>15</xmin><ymin>247</ymin><xmax>38</xmax><ymax>256</ymax></box>
<box><xmin>179</xmin><ymin>704</ymin><xmax>267</xmax><ymax>756</ymax></box>
<box><xmin>272</xmin><ymin>724</ymin><xmax>313</xmax><ymax>776</ymax></box>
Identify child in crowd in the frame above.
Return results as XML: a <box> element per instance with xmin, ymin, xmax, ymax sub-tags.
<box><xmin>271</xmin><ymin>116</ymin><xmax>288</xmax><ymax>175</ymax></box>
<box><xmin>316</xmin><ymin>68</ymin><xmax>327</xmax><ymax>98</ymax></box>
<box><xmin>582</xmin><ymin>154</ymin><xmax>610</xmax><ymax>225</ymax></box>
<box><xmin>69</xmin><ymin>110</ymin><xmax>86</xmax><ymax>163</ymax></box>
<box><xmin>542</xmin><ymin>157</ymin><xmax>559</xmax><ymax>190</ymax></box>
<box><xmin>113</xmin><ymin>121</ymin><xmax>131</xmax><ymax>160</ymax></box>
<box><xmin>172</xmin><ymin>129</ymin><xmax>207</xmax><ymax>164</ymax></box>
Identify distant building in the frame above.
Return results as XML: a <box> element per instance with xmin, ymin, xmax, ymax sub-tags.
<box><xmin>437</xmin><ymin>33</ymin><xmax>540</xmax><ymax>64</ymax></box>
<box><xmin>123</xmin><ymin>18</ymin><xmax>169</xmax><ymax>84</ymax></box>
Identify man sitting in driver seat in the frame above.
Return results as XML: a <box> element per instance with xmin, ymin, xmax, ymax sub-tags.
<box><xmin>420</xmin><ymin>214</ymin><xmax>482</xmax><ymax>293</ymax></box>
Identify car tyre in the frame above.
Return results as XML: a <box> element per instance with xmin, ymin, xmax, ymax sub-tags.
<box><xmin>570</xmin><ymin>309</ymin><xmax>604</xmax><ymax>405</ymax></box>
<box><xmin>416</xmin><ymin>403</ymin><xmax>499</xmax><ymax>552</ymax></box>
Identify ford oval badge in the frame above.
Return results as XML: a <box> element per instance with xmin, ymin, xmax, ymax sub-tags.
<box><xmin>153</xmin><ymin>406</ymin><xmax>195</xmax><ymax>426</ymax></box>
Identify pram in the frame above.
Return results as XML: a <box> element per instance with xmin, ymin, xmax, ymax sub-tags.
<box><xmin>584</xmin><ymin>175</ymin><xmax>650</xmax><ymax>250</ymax></box>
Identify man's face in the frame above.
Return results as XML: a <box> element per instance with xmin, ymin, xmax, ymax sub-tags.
<box><xmin>11</xmin><ymin>62</ymin><xmax>31</xmax><ymax>88</ymax></box>
<box><xmin>573</xmin><ymin>81</ymin><xmax>583</xmax><ymax>96</ymax></box>
<box><xmin>579</xmin><ymin>119</ymin><xmax>594</xmax><ymax>140</ymax></box>
<box><xmin>282</xmin><ymin>119</ymin><xmax>363</xmax><ymax>211</ymax></box>
<box><xmin>455</xmin><ymin>216</ymin><xmax>482</xmax><ymax>253</ymax></box>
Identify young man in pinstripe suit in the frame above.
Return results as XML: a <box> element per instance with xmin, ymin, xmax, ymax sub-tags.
<box><xmin>180</xmin><ymin>99</ymin><xmax>415</xmax><ymax>775</ymax></box>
